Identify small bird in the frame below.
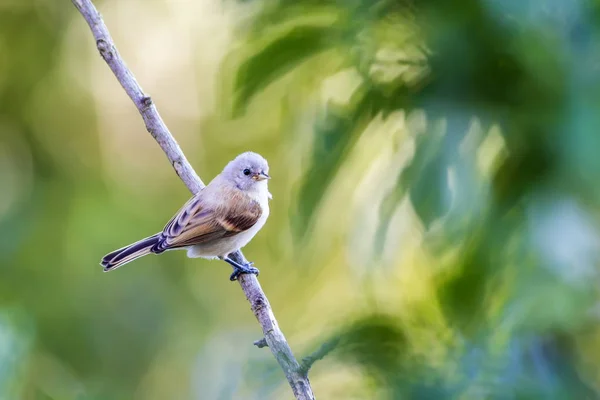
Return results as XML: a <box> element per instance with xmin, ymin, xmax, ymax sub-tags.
<box><xmin>100</xmin><ymin>151</ymin><xmax>271</xmax><ymax>281</ymax></box>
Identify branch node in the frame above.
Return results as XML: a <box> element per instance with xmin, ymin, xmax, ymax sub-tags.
<box><xmin>96</xmin><ymin>39</ymin><xmax>113</xmax><ymax>61</ymax></box>
<box><xmin>141</xmin><ymin>95</ymin><xmax>153</xmax><ymax>109</ymax></box>
<box><xmin>173</xmin><ymin>160</ymin><xmax>185</xmax><ymax>175</ymax></box>
<box><xmin>254</xmin><ymin>338</ymin><xmax>268</xmax><ymax>348</ymax></box>
<box><xmin>251</xmin><ymin>297</ymin><xmax>267</xmax><ymax>313</ymax></box>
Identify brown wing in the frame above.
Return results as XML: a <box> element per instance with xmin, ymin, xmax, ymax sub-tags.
<box><xmin>154</xmin><ymin>188</ymin><xmax>262</xmax><ymax>251</ymax></box>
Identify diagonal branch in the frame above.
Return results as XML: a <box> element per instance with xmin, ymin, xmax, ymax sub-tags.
<box><xmin>255</xmin><ymin>336</ymin><xmax>340</xmax><ymax>374</ymax></box>
<box><xmin>71</xmin><ymin>1</ymin><xmax>315</xmax><ymax>399</ymax></box>
<box><xmin>299</xmin><ymin>337</ymin><xmax>340</xmax><ymax>374</ymax></box>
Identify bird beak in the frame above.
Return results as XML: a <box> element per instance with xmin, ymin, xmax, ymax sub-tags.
<box><xmin>253</xmin><ymin>172</ymin><xmax>270</xmax><ymax>181</ymax></box>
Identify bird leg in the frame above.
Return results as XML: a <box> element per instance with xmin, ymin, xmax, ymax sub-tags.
<box><xmin>223</xmin><ymin>256</ymin><xmax>260</xmax><ymax>281</ymax></box>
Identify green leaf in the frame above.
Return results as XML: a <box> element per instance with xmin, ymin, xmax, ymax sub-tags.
<box><xmin>491</xmin><ymin>140</ymin><xmax>554</xmax><ymax>213</ymax></box>
<box><xmin>334</xmin><ymin>315</ymin><xmax>407</xmax><ymax>379</ymax></box>
<box><xmin>403</xmin><ymin>119</ymin><xmax>448</xmax><ymax>229</ymax></box>
<box><xmin>436</xmin><ymin>242</ymin><xmax>490</xmax><ymax>334</ymax></box>
<box><xmin>224</xmin><ymin>14</ymin><xmax>340</xmax><ymax>117</ymax></box>
<box><xmin>291</xmin><ymin>86</ymin><xmax>373</xmax><ymax>239</ymax></box>
<box><xmin>372</xmin><ymin>117</ymin><xmax>448</xmax><ymax>258</ymax></box>
<box><xmin>292</xmin><ymin>79</ymin><xmax>423</xmax><ymax>239</ymax></box>
<box><xmin>409</xmin><ymin>153</ymin><xmax>449</xmax><ymax>229</ymax></box>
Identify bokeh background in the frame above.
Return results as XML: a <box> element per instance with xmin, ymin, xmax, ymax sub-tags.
<box><xmin>3</xmin><ymin>0</ymin><xmax>600</xmax><ymax>398</ymax></box>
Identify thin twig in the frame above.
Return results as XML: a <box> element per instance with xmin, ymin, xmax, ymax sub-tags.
<box><xmin>299</xmin><ymin>337</ymin><xmax>340</xmax><ymax>374</ymax></box>
<box><xmin>256</xmin><ymin>336</ymin><xmax>339</xmax><ymax>373</ymax></box>
<box><xmin>71</xmin><ymin>1</ymin><xmax>315</xmax><ymax>398</ymax></box>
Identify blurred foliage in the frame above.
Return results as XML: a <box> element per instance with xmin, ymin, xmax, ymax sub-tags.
<box><xmin>222</xmin><ymin>0</ymin><xmax>600</xmax><ymax>397</ymax></box>
<box><xmin>3</xmin><ymin>0</ymin><xmax>600</xmax><ymax>398</ymax></box>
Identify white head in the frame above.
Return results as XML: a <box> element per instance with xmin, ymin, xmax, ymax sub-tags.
<box><xmin>223</xmin><ymin>151</ymin><xmax>270</xmax><ymax>191</ymax></box>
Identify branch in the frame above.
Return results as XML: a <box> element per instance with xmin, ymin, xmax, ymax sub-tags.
<box><xmin>254</xmin><ymin>338</ymin><xmax>268</xmax><ymax>348</ymax></box>
<box><xmin>255</xmin><ymin>336</ymin><xmax>340</xmax><ymax>373</ymax></box>
<box><xmin>299</xmin><ymin>337</ymin><xmax>340</xmax><ymax>374</ymax></box>
<box><xmin>71</xmin><ymin>1</ymin><xmax>315</xmax><ymax>399</ymax></box>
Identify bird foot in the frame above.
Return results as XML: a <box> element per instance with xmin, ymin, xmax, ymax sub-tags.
<box><xmin>229</xmin><ymin>262</ymin><xmax>260</xmax><ymax>281</ymax></box>
<box><xmin>223</xmin><ymin>258</ymin><xmax>260</xmax><ymax>281</ymax></box>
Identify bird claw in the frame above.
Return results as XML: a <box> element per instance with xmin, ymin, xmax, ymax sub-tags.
<box><xmin>229</xmin><ymin>262</ymin><xmax>260</xmax><ymax>281</ymax></box>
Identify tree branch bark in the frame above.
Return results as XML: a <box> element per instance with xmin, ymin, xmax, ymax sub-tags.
<box><xmin>71</xmin><ymin>1</ymin><xmax>315</xmax><ymax>398</ymax></box>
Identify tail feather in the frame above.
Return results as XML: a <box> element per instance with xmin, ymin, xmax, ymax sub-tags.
<box><xmin>101</xmin><ymin>234</ymin><xmax>161</xmax><ymax>272</ymax></box>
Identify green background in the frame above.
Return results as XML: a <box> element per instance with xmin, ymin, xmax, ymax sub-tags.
<box><xmin>2</xmin><ymin>0</ymin><xmax>600</xmax><ymax>398</ymax></box>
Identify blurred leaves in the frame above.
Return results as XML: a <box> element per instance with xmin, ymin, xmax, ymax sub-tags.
<box><xmin>292</xmin><ymin>86</ymin><xmax>375</xmax><ymax>238</ymax></box>
<box><xmin>333</xmin><ymin>315</ymin><xmax>407</xmax><ymax>379</ymax></box>
<box><xmin>230</xmin><ymin>23</ymin><xmax>336</xmax><ymax>117</ymax></box>
<box><xmin>403</xmin><ymin>119</ymin><xmax>448</xmax><ymax>229</ymax></box>
<box><xmin>0</xmin><ymin>308</ymin><xmax>34</xmax><ymax>400</ymax></box>
<box><xmin>222</xmin><ymin>0</ymin><xmax>600</xmax><ymax>397</ymax></box>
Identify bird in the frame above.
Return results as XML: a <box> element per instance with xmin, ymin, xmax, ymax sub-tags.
<box><xmin>100</xmin><ymin>151</ymin><xmax>271</xmax><ymax>281</ymax></box>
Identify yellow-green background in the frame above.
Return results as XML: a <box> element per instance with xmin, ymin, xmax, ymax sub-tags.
<box><xmin>3</xmin><ymin>0</ymin><xmax>600</xmax><ymax>399</ymax></box>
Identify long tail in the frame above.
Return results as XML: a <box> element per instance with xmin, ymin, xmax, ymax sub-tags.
<box><xmin>100</xmin><ymin>234</ymin><xmax>161</xmax><ymax>272</ymax></box>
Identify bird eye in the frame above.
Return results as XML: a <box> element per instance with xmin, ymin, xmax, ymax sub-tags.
<box><xmin>243</xmin><ymin>168</ymin><xmax>251</xmax><ymax>176</ymax></box>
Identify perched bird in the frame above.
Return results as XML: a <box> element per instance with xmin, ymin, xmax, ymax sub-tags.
<box><xmin>100</xmin><ymin>152</ymin><xmax>271</xmax><ymax>280</ymax></box>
